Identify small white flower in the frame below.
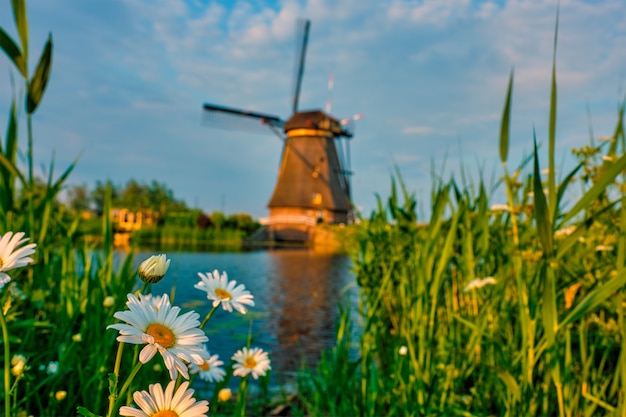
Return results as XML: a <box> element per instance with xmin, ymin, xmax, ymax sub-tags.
<box><xmin>189</xmin><ymin>350</ymin><xmax>226</xmax><ymax>383</ymax></box>
<box><xmin>46</xmin><ymin>361</ymin><xmax>59</xmax><ymax>375</ymax></box>
<box><xmin>554</xmin><ymin>225</ymin><xmax>576</xmax><ymax>238</ymax></box>
<box><xmin>0</xmin><ymin>232</ymin><xmax>36</xmax><ymax>289</ymax></box>
<box><xmin>595</xmin><ymin>245</ymin><xmax>614</xmax><ymax>252</ymax></box>
<box><xmin>398</xmin><ymin>346</ymin><xmax>408</xmax><ymax>356</ymax></box>
<box><xmin>602</xmin><ymin>155</ymin><xmax>615</xmax><ymax>162</ymax></box>
<box><xmin>464</xmin><ymin>277</ymin><xmax>497</xmax><ymax>292</ymax></box>
<box><xmin>232</xmin><ymin>346</ymin><xmax>271</xmax><ymax>379</ymax></box>
<box><xmin>195</xmin><ymin>270</ymin><xmax>255</xmax><ymax>314</ymax></box>
<box><xmin>107</xmin><ymin>293</ymin><xmax>209</xmax><ymax>380</ymax></box>
<box><xmin>119</xmin><ymin>380</ymin><xmax>209</xmax><ymax>417</ymax></box>
<box><xmin>138</xmin><ymin>254</ymin><xmax>170</xmax><ymax>283</ymax></box>
<box><xmin>489</xmin><ymin>204</ymin><xmax>511</xmax><ymax>212</ymax></box>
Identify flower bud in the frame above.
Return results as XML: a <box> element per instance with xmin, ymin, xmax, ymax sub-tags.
<box><xmin>218</xmin><ymin>388</ymin><xmax>232</xmax><ymax>402</ymax></box>
<box><xmin>138</xmin><ymin>254</ymin><xmax>170</xmax><ymax>283</ymax></box>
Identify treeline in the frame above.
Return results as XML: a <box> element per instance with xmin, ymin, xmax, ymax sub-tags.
<box><xmin>64</xmin><ymin>180</ymin><xmax>260</xmax><ymax>236</ymax></box>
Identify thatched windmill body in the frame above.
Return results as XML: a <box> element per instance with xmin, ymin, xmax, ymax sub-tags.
<box><xmin>202</xmin><ymin>20</ymin><xmax>355</xmax><ymax>243</ymax></box>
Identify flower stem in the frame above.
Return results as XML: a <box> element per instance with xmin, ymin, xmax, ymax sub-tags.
<box><xmin>105</xmin><ymin>342</ymin><xmax>125</xmax><ymax>417</ymax></box>
<box><xmin>113</xmin><ymin>361</ymin><xmax>143</xmax><ymax>413</ymax></box>
<box><xmin>0</xmin><ymin>309</ymin><xmax>11</xmax><ymax>417</ymax></box>
<box><xmin>200</xmin><ymin>305</ymin><xmax>219</xmax><ymax>330</ymax></box>
<box><xmin>138</xmin><ymin>281</ymin><xmax>149</xmax><ymax>295</ymax></box>
<box><xmin>235</xmin><ymin>376</ymin><xmax>248</xmax><ymax>417</ymax></box>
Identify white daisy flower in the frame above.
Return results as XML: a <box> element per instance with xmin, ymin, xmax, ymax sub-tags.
<box><xmin>119</xmin><ymin>380</ymin><xmax>209</xmax><ymax>417</ymax></box>
<box><xmin>138</xmin><ymin>254</ymin><xmax>170</xmax><ymax>283</ymax></box>
<box><xmin>142</xmin><ymin>293</ymin><xmax>166</xmax><ymax>309</ymax></box>
<box><xmin>189</xmin><ymin>351</ymin><xmax>225</xmax><ymax>383</ymax></box>
<box><xmin>0</xmin><ymin>231</ymin><xmax>36</xmax><ymax>289</ymax></box>
<box><xmin>232</xmin><ymin>347</ymin><xmax>271</xmax><ymax>379</ymax></box>
<box><xmin>107</xmin><ymin>293</ymin><xmax>209</xmax><ymax>380</ymax></box>
<box><xmin>463</xmin><ymin>277</ymin><xmax>497</xmax><ymax>292</ymax></box>
<box><xmin>195</xmin><ymin>270</ymin><xmax>255</xmax><ymax>314</ymax></box>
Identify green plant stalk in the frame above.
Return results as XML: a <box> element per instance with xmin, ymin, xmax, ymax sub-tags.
<box><xmin>235</xmin><ymin>376</ymin><xmax>248</xmax><ymax>417</ymax></box>
<box><xmin>26</xmin><ymin>90</ymin><xmax>34</xmax><ymax>235</ymax></box>
<box><xmin>502</xmin><ymin>163</ymin><xmax>531</xmax><ymax>385</ymax></box>
<box><xmin>113</xmin><ymin>361</ymin><xmax>143</xmax><ymax>413</ymax></box>
<box><xmin>106</xmin><ymin>341</ymin><xmax>125</xmax><ymax>417</ymax></box>
<box><xmin>0</xmin><ymin>308</ymin><xmax>11</xmax><ymax>417</ymax></box>
<box><xmin>200</xmin><ymin>304</ymin><xmax>219</xmax><ymax>330</ymax></box>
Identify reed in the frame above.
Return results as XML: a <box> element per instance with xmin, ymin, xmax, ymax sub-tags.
<box><xmin>296</xmin><ymin>13</ymin><xmax>626</xmax><ymax>417</ymax></box>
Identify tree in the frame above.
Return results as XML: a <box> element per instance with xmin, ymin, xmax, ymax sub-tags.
<box><xmin>65</xmin><ymin>183</ymin><xmax>90</xmax><ymax>212</ymax></box>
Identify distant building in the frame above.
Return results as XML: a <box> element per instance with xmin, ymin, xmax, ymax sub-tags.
<box><xmin>110</xmin><ymin>208</ymin><xmax>159</xmax><ymax>232</ymax></box>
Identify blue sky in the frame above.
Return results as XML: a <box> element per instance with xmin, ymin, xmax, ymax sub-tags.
<box><xmin>0</xmin><ymin>0</ymin><xmax>624</xmax><ymax>219</ymax></box>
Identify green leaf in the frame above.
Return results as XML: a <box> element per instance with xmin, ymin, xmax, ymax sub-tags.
<box><xmin>548</xmin><ymin>4</ymin><xmax>559</xmax><ymax>219</ymax></box>
<box><xmin>76</xmin><ymin>406</ymin><xmax>102</xmax><ymax>417</ymax></box>
<box><xmin>560</xmin><ymin>150</ymin><xmax>626</xmax><ymax>226</ymax></box>
<box><xmin>11</xmin><ymin>0</ymin><xmax>28</xmax><ymax>59</ymax></box>
<box><xmin>555</xmin><ymin>162</ymin><xmax>582</xmax><ymax>221</ymax></box>
<box><xmin>26</xmin><ymin>33</ymin><xmax>53</xmax><ymax>114</ymax></box>
<box><xmin>559</xmin><ymin>268</ymin><xmax>626</xmax><ymax>330</ymax></box>
<box><xmin>499</xmin><ymin>69</ymin><xmax>514</xmax><ymax>164</ymax></box>
<box><xmin>0</xmin><ymin>27</ymin><xmax>26</xmax><ymax>77</ymax></box>
<box><xmin>533</xmin><ymin>132</ymin><xmax>553</xmax><ymax>257</ymax></box>
<box><xmin>496</xmin><ymin>368</ymin><xmax>521</xmax><ymax>402</ymax></box>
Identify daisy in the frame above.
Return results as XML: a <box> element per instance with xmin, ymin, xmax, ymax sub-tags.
<box><xmin>107</xmin><ymin>293</ymin><xmax>209</xmax><ymax>380</ymax></box>
<box><xmin>119</xmin><ymin>380</ymin><xmax>209</xmax><ymax>417</ymax></box>
<box><xmin>0</xmin><ymin>231</ymin><xmax>36</xmax><ymax>289</ymax></box>
<box><xmin>232</xmin><ymin>347</ymin><xmax>271</xmax><ymax>379</ymax></box>
<box><xmin>138</xmin><ymin>254</ymin><xmax>170</xmax><ymax>283</ymax></box>
<box><xmin>195</xmin><ymin>270</ymin><xmax>255</xmax><ymax>314</ymax></box>
<box><xmin>189</xmin><ymin>351</ymin><xmax>225</xmax><ymax>383</ymax></box>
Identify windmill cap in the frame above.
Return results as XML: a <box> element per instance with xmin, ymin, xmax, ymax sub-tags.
<box><xmin>284</xmin><ymin>110</ymin><xmax>351</xmax><ymax>137</ymax></box>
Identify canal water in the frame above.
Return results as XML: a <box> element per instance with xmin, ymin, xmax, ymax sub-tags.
<box><xmin>133</xmin><ymin>248</ymin><xmax>358</xmax><ymax>388</ymax></box>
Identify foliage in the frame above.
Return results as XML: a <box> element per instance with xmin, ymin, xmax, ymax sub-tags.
<box><xmin>297</xmin><ymin>17</ymin><xmax>626</xmax><ymax>417</ymax></box>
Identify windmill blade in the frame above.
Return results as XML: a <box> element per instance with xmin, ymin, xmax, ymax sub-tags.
<box><xmin>202</xmin><ymin>103</ymin><xmax>285</xmax><ymax>135</ymax></box>
<box><xmin>292</xmin><ymin>19</ymin><xmax>310</xmax><ymax>113</ymax></box>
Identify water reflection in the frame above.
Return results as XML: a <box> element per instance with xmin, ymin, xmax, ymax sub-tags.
<box><xmin>265</xmin><ymin>250</ymin><xmax>354</xmax><ymax>375</ymax></box>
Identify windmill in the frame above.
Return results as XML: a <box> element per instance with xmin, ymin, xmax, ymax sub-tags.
<box><xmin>202</xmin><ymin>19</ymin><xmax>356</xmax><ymax>243</ymax></box>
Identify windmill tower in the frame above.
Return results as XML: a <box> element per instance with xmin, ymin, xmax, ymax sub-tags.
<box><xmin>202</xmin><ymin>20</ymin><xmax>355</xmax><ymax>243</ymax></box>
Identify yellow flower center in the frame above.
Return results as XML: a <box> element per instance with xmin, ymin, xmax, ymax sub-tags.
<box><xmin>146</xmin><ymin>323</ymin><xmax>176</xmax><ymax>348</ymax></box>
<box><xmin>199</xmin><ymin>361</ymin><xmax>211</xmax><ymax>371</ymax></box>
<box><xmin>244</xmin><ymin>357</ymin><xmax>257</xmax><ymax>369</ymax></box>
<box><xmin>153</xmin><ymin>411</ymin><xmax>178</xmax><ymax>417</ymax></box>
<box><xmin>215</xmin><ymin>288</ymin><xmax>232</xmax><ymax>300</ymax></box>
<box><xmin>0</xmin><ymin>257</ymin><xmax>4</xmax><ymax>268</ymax></box>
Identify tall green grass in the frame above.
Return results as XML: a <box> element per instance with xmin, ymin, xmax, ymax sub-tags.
<box><xmin>297</xmin><ymin>15</ymin><xmax>626</xmax><ymax>417</ymax></box>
